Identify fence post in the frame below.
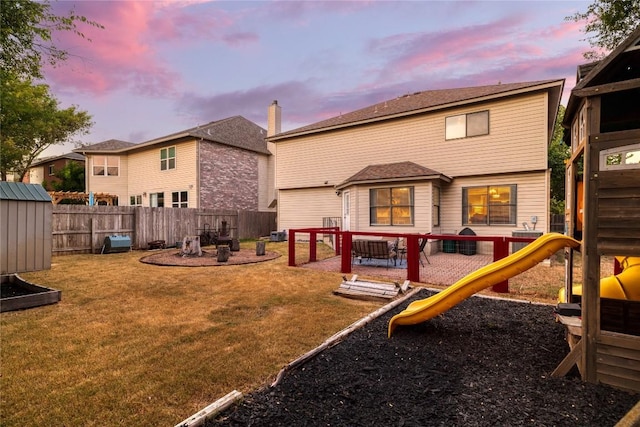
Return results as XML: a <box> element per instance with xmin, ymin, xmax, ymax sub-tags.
<box><xmin>492</xmin><ymin>237</ymin><xmax>509</xmax><ymax>293</ymax></box>
<box><xmin>288</xmin><ymin>230</ymin><xmax>296</xmax><ymax>266</ymax></box>
<box><xmin>309</xmin><ymin>231</ymin><xmax>317</xmax><ymax>262</ymax></box>
<box><xmin>341</xmin><ymin>232</ymin><xmax>352</xmax><ymax>274</ymax></box>
<box><xmin>406</xmin><ymin>234</ymin><xmax>420</xmax><ymax>282</ymax></box>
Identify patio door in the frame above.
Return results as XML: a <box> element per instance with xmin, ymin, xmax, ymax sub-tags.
<box><xmin>342</xmin><ymin>190</ymin><xmax>350</xmax><ymax>231</ymax></box>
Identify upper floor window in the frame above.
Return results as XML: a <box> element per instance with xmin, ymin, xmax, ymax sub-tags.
<box><xmin>161</xmin><ymin>147</ymin><xmax>176</xmax><ymax>170</ymax></box>
<box><xmin>48</xmin><ymin>164</ymin><xmax>55</xmax><ymax>176</ymax></box>
<box><xmin>463</xmin><ymin>185</ymin><xmax>516</xmax><ymax>225</ymax></box>
<box><xmin>172</xmin><ymin>191</ymin><xmax>188</xmax><ymax>208</ymax></box>
<box><xmin>92</xmin><ymin>155</ymin><xmax>119</xmax><ymax>176</ymax></box>
<box><xmin>445</xmin><ymin>110</ymin><xmax>489</xmax><ymax>140</ymax></box>
<box><xmin>370</xmin><ymin>187</ymin><xmax>414</xmax><ymax>226</ymax></box>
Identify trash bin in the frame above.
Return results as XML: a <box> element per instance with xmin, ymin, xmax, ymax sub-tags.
<box><xmin>511</xmin><ymin>230</ymin><xmax>543</xmax><ymax>253</ymax></box>
<box><xmin>442</xmin><ymin>234</ymin><xmax>457</xmax><ymax>253</ymax></box>
<box><xmin>458</xmin><ymin>227</ymin><xmax>477</xmax><ymax>256</ymax></box>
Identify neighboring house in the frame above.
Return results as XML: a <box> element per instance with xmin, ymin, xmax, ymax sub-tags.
<box><xmin>23</xmin><ymin>152</ymin><xmax>85</xmax><ymax>189</ymax></box>
<box><xmin>267</xmin><ymin>80</ymin><xmax>564</xmax><ymax>245</ymax></box>
<box><xmin>74</xmin><ymin>117</ymin><xmax>275</xmax><ymax>210</ymax></box>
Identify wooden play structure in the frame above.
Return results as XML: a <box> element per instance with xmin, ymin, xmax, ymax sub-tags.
<box><xmin>555</xmin><ymin>25</ymin><xmax>640</xmax><ymax>392</ymax></box>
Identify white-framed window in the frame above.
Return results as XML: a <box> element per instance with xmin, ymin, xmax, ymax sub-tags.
<box><xmin>92</xmin><ymin>155</ymin><xmax>119</xmax><ymax>176</ymax></box>
<box><xmin>48</xmin><ymin>164</ymin><xmax>55</xmax><ymax>176</ymax></box>
<box><xmin>160</xmin><ymin>147</ymin><xmax>176</xmax><ymax>171</ymax></box>
<box><xmin>445</xmin><ymin>110</ymin><xmax>489</xmax><ymax>140</ymax></box>
<box><xmin>370</xmin><ymin>187</ymin><xmax>414</xmax><ymax>226</ymax></box>
<box><xmin>172</xmin><ymin>191</ymin><xmax>188</xmax><ymax>208</ymax></box>
<box><xmin>432</xmin><ymin>186</ymin><xmax>440</xmax><ymax>226</ymax></box>
<box><xmin>579</xmin><ymin>108</ymin><xmax>586</xmax><ymax>144</ymax></box>
<box><xmin>130</xmin><ymin>195</ymin><xmax>142</xmax><ymax>206</ymax></box>
<box><xmin>150</xmin><ymin>192</ymin><xmax>164</xmax><ymax>207</ymax></box>
<box><xmin>600</xmin><ymin>143</ymin><xmax>640</xmax><ymax>170</ymax></box>
<box><xmin>463</xmin><ymin>185</ymin><xmax>517</xmax><ymax>225</ymax></box>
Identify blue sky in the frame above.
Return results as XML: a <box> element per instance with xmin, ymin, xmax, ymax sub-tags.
<box><xmin>42</xmin><ymin>0</ymin><xmax>593</xmax><ymax>157</ymax></box>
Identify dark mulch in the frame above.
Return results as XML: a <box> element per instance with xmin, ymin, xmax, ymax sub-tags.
<box><xmin>0</xmin><ymin>283</ymin><xmax>33</xmax><ymax>298</ymax></box>
<box><xmin>209</xmin><ymin>290</ymin><xmax>638</xmax><ymax>426</ymax></box>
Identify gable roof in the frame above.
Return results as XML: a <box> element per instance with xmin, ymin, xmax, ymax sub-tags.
<box><xmin>75</xmin><ymin>117</ymin><xmax>270</xmax><ymax>155</ymax></box>
<box><xmin>30</xmin><ymin>152</ymin><xmax>85</xmax><ymax>167</ymax></box>
<box><xmin>75</xmin><ymin>139</ymin><xmax>136</xmax><ymax>153</ymax></box>
<box><xmin>336</xmin><ymin>161</ymin><xmax>451</xmax><ymax>190</ymax></box>
<box><xmin>270</xmin><ymin>80</ymin><xmax>564</xmax><ymax>141</ymax></box>
<box><xmin>564</xmin><ymin>25</ymin><xmax>640</xmax><ymax>126</ymax></box>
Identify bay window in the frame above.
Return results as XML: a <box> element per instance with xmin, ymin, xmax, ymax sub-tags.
<box><xmin>370</xmin><ymin>187</ymin><xmax>414</xmax><ymax>226</ymax></box>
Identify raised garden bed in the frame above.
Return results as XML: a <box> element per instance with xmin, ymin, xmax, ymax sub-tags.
<box><xmin>1</xmin><ymin>274</ymin><xmax>61</xmax><ymax>312</ymax></box>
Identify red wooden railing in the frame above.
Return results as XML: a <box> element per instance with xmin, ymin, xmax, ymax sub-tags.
<box><xmin>288</xmin><ymin>228</ymin><xmax>540</xmax><ymax>293</ymax></box>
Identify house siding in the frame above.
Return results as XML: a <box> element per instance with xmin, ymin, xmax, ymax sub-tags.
<box><xmin>85</xmin><ymin>154</ymin><xmax>129</xmax><ymax>204</ymax></box>
<box><xmin>439</xmin><ymin>172</ymin><xmax>549</xmax><ymax>236</ymax></box>
<box><xmin>275</xmin><ymin>91</ymin><xmax>552</xmax><ymax>239</ymax></box>
<box><xmin>199</xmin><ymin>142</ymin><xmax>259</xmax><ymax>210</ymax></box>
<box><xmin>127</xmin><ymin>141</ymin><xmax>198</xmax><ymax>207</ymax></box>
<box><xmin>279</xmin><ymin>188</ymin><xmax>341</xmax><ymax>237</ymax></box>
<box><xmin>276</xmin><ymin>92</ymin><xmax>549</xmax><ymax>191</ymax></box>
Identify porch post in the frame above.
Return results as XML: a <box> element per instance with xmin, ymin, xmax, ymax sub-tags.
<box><xmin>492</xmin><ymin>236</ymin><xmax>509</xmax><ymax>292</ymax></box>
<box><xmin>341</xmin><ymin>232</ymin><xmax>352</xmax><ymax>274</ymax></box>
<box><xmin>288</xmin><ymin>230</ymin><xmax>296</xmax><ymax>266</ymax></box>
<box><xmin>406</xmin><ymin>235</ymin><xmax>420</xmax><ymax>282</ymax></box>
<box><xmin>309</xmin><ymin>231</ymin><xmax>317</xmax><ymax>262</ymax></box>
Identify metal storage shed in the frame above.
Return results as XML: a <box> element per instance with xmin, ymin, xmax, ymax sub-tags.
<box><xmin>0</xmin><ymin>182</ymin><xmax>52</xmax><ymax>275</ymax></box>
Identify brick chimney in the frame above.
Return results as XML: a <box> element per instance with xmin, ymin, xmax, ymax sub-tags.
<box><xmin>267</xmin><ymin>100</ymin><xmax>281</xmax><ymax>137</ymax></box>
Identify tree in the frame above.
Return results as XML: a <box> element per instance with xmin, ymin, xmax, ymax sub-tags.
<box><xmin>0</xmin><ymin>0</ymin><xmax>102</xmax><ymax>79</ymax></box>
<box><xmin>0</xmin><ymin>0</ymin><xmax>100</xmax><ymax>181</ymax></box>
<box><xmin>51</xmin><ymin>161</ymin><xmax>85</xmax><ymax>192</ymax></box>
<box><xmin>0</xmin><ymin>73</ymin><xmax>92</xmax><ymax>181</ymax></box>
<box><xmin>566</xmin><ymin>0</ymin><xmax>640</xmax><ymax>59</ymax></box>
<box><xmin>548</xmin><ymin>105</ymin><xmax>570</xmax><ymax>214</ymax></box>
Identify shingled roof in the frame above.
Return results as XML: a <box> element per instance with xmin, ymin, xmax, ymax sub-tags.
<box><xmin>270</xmin><ymin>80</ymin><xmax>563</xmax><ymax>140</ymax></box>
<box><xmin>74</xmin><ymin>139</ymin><xmax>136</xmax><ymax>153</ymax></box>
<box><xmin>336</xmin><ymin>161</ymin><xmax>451</xmax><ymax>190</ymax></box>
<box><xmin>75</xmin><ymin>116</ymin><xmax>270</xmax><ymax>155</ymax></box>
<box><xmin>30</xmin><ymin>152</ymin><xmax>85</xmax><ymax>167</ymax></box>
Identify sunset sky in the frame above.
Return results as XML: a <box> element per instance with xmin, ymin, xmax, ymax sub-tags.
<box><xmin>42</xmin><ymin>0</ymin><xmax>594</xmax><ymax>156</ymax></box>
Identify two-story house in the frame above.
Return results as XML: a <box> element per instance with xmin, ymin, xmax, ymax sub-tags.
<box><xmin>76</xmin><ymin>116</ymin><xmax>275</xmax><ymax>210</ymax></box>
<box><xmin>24</xmin><ymin>152</ymin><xmax>85</xmax><ymax>189</ymax></box>
<box><xmin>267</xmin><ymin>80</ymin><xmax>564</xmax><ymax>244</ymax></box>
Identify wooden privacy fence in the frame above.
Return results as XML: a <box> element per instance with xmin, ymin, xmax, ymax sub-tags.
<box><xmin>52</xmin><ymin>205</ymin><xmax>276</xmax><ymax>254</ymax></box>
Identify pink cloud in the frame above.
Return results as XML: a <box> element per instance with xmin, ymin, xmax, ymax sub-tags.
<box><xmin>45</xmin><ymin>1</ymin><xmax>181</xmax><ymax>97</ymax></box>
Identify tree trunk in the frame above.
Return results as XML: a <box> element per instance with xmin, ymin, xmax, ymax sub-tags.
<box><xmin>180</xmin><ymin>235</ymin><xmax>202</xmax><ymax>257</ymax></box>
<box><xmin>217</xmin><ymin>246</ymin><xmax>230</xmax><ymax>262</ymax></box>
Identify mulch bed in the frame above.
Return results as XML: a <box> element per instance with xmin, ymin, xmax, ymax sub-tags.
<box><xmin>139</xmin><ymin>248</ymin><xmax>280</xmax><ymax>267</ymax></box>
<box><xmin>209</xmin><ymin>290</ymin><xmax>638</xmax><ymax>426</ymax></box>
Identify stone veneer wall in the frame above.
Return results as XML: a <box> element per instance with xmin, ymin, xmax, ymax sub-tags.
<box><xmin>199</xmin><ymin>142</ymin><xmax>259</xmax><ymax>210</ymax></box>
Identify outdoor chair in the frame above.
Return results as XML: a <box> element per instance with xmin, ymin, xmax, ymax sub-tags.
<box><xmin>396</xmin><ymin>238</ymin><xmax>407</xmax><ymax>265</ymax></box>
<box><xmin>418</xmin><ymin>237</ymin><xmax>431</xmax><ymax>266</ymax></box>
<box><xmin>352</xmin><ymin>239</ymin><xmax>370</xmax><ymax>264</ymax></box>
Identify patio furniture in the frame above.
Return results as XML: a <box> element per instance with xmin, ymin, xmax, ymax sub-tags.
<box><xmin>418</xmin><ymin>237</ymin><xmax>431</xmax><ymax>266</ymax></box>
<box><xmin>351</xmin><ymin>239</ymin><xmax>397</xmax><ymax>268</ymax></box>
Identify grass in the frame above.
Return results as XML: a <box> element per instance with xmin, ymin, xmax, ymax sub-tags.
<box><xmin>1</xmin><ymin>241</ymin><xmax>610</xmax><ymax>426</ymax></box>
<box><xmin>1</xmin><ymin>242</ymin><xmax>380</xmax><ymax>426</ymax></box>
